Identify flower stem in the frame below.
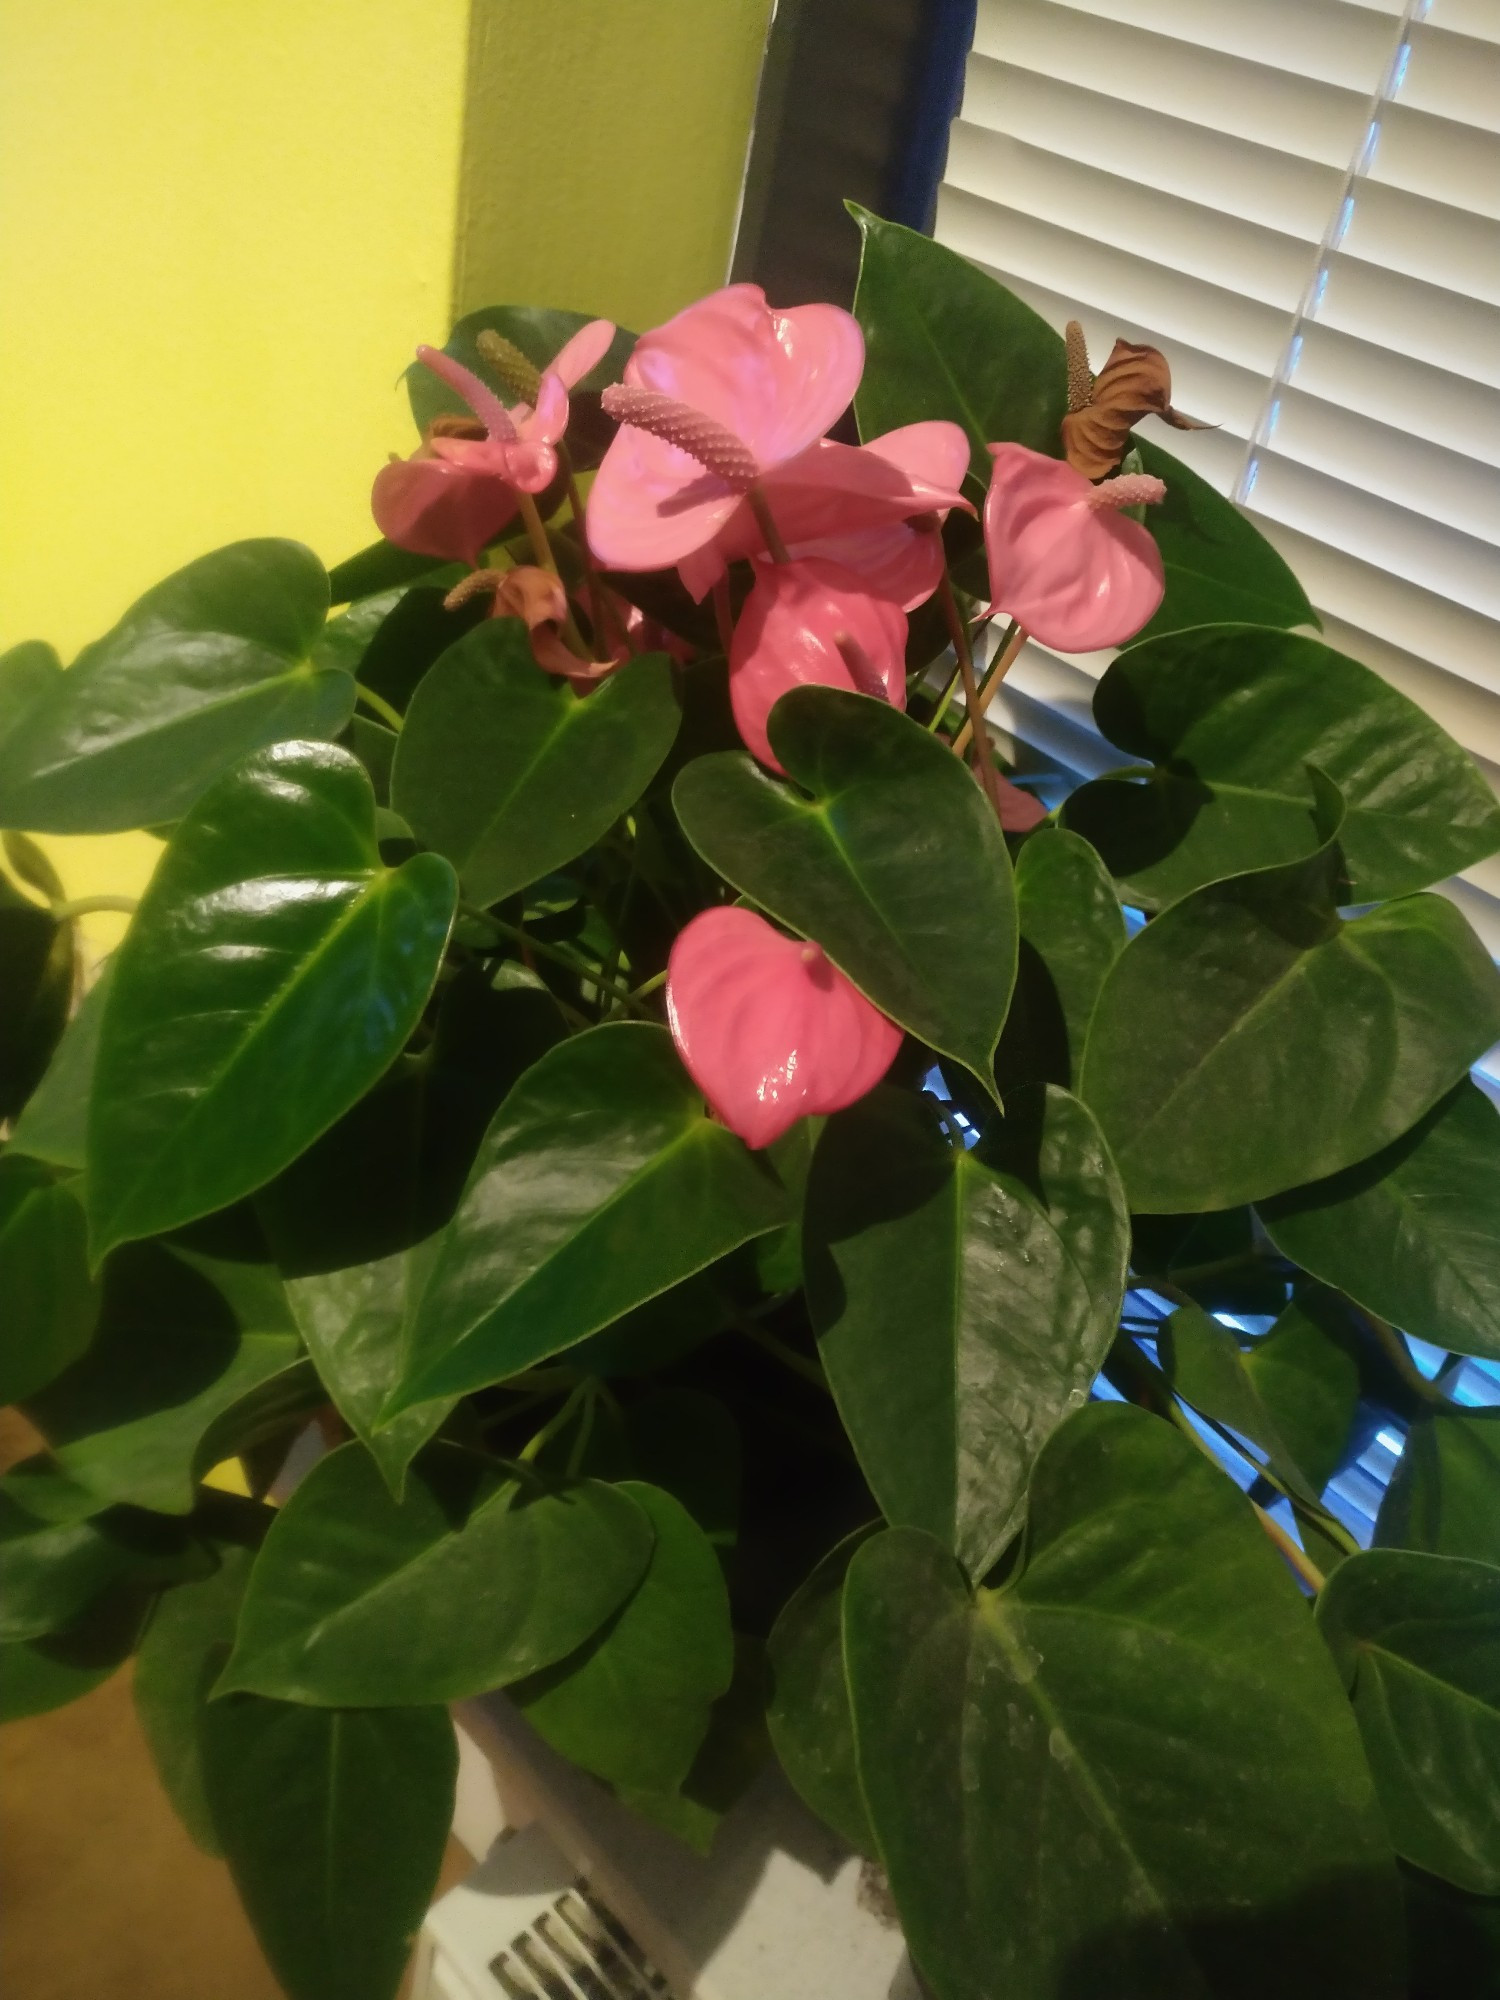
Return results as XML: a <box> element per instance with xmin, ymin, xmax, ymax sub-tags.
<box><xmin>561</xmin><ymin>447</ymin><xmax>625</xmax><ymax>655</ymax></box>
<box><xmin>923</xmin><ymin>659</ymin><xmax>964</xmax><ymax>732</ymax></box>
<box><xmin>749</xmin><ymin>486</ymin><xmax>791</xmax><ymax>564</ymax></box>
<box><xmin>353</xmin><ymin>681</ymin><xmax>406</xmax><ymax>733</ymax></box>
<box><xmin>460</xmin><ymin>902</ymin><xmax>644</xmax><ymax>1012</ymax></box>
<box><xmin>516</xmin><ymin>489</ymin><xmax>591</xmax><ymax>658</ymax></box>
<box><xmin>631</xmin><ymin>969</ymin><xmax>668</xmax><ymax>1001</ymax></box>
<box><xmin>934</xmin><ymin>553</ymin><xmax>1006</xmax><ymax>817</ymax></box>
<box><xmin>1363</xmin><ymin>1309</ymin><xmax>1447</xmax><ymax>1406</ymax></box>
<box><xmin>519</xmin><ymin>1379</ymin><xmax>592</xmax><ymax>1463</ymax></box>
<box><xmin>951</xmin><ymin>621</ymin><xmax>1026</xmax><ymax>755</ymax></box>
<box><xmin>1254</xmin><ymin>1502</ymin><xmax>1326</xmax><ymax>1593</ymax></box>
<box><xmin>50</xmin><ymin>894</ymin><xmax>139</xmax><ymax>921</ymax></box>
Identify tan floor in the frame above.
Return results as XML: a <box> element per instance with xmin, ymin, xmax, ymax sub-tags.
<box><xmin>1</xmin><ymin>1663</ymin><xmax>285</xmax><ymax>2000</ymax></box>
<box><xmin>0</xmin><ymin>1407</ymin><xmax>470</xmax><ymax>1999</ymax></box>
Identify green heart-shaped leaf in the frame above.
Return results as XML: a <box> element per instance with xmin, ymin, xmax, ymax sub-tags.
<box><xmin>1065</xmin><ymin>625</ymin><xmax>1500</xmax><ymax>907</ymax></box>
<box><xmin>391</xmin><ymin>619</ymin><xmax>679</xmax><ymax>908</ymax></box>
<box><xmin>844</xmin><ymin>1404</ymin><xmax>1404</xmax><ymax>2000</ymax></box>
<box><xmin>1376</xmin><ymin>1407</ymin><xmax>1500</xmax><ymax>1568</ymax></box>
<box><xmin>1158</xmin><ymin>1299</ymin><xmax>1357</xmax><ymax>1504</ymax></box>
<box><xmin>389</xmin><ymin>1022</ymin><xmax>791</xmax><ymax>1412</ymax></box>
<box><xmin>673</xmin><ymin>688</ymin><xmax>1016</xmax><ymax>1086</ymax></box>
<box><xmin>0</xmin><ymin>542</ymin><xmax>354</xmax><ymax>833</ymax></box>
<box><xmin>1319</xmin><ymin>1550</ymin><xmax>1500</xmax><ymax>1895</ymax></box>
<box><xmin>1080</xmin><ymin>829</ymin><xmax>1500</xmax><ymax>1212</ymax></box>
<box><xmin>1132</xmin><ymin>439</ymin><xmax>1317</xmax><ymax>638</ymax></box>
<box><xmin>218</xmin><ymin>1441</ymin><xmax>653</xmax><ymax>1706</ymax></box>
<box><xmin>806</xmin><ymin>1085</ymin><xmax>1128</xmax><ymax>1574</ymax></box>
<box><xmin>0</xmin><ymin>1588</ymin><xmax>143</xmax><ymax>1722</ymax></box>
<box><xmin>0</xmin><ymin>1159</ymin><xmax>100</xmax><ymax>1404</ymax></box>
<box><xmin>8</xmin><ymin>962</ymin><xmax>112</xmax><ymax>1172</ymax></box>
<box><xmin>765</xmin><ymin>1526</ymin><xmax>878</xmax><ymax>1858</ymax></box>
<box><xmin>135</xmin><ymin>1537</ymin><xmax>259</xmax><ymax>1853</ymax></box>
<box><xmin>201</xmin><ymin>1693</ymin><xmax>456</xmax><ymax>2000</ymax></box>
<box><xmin>86</xmin><ymin>741</ymin><xmax>456</xmax><ymax>1258</ymax></box>
<box><xmin>0</xmin><ymin>1493</ymin><xmax>203</xmax><ymax>1644</ymax></box>
<box><xmin>996</xmin><ymin>826</ymin><xmax>1126</xmax><ymax>1092</ymax></box>
<box><xmin>24</xmin><ymin>1245</ymin><xmax>307</xmax><ymax>1516</ymax></box>
<box><xmin>850</xmin><ymin>205</ymin><xmax>1067</xmax><ymax>489</ymax></box>
<box><xmin>514</xmin><ymin>1481</ymin><xmax>734</xmax><ymax>1795</ymax></box>
<box><xmin>286</xmin><ymin>1250</ymin><xmax>452</xmax><ymax>1499</ymax></box>
<box><xmin>1261</xmin><ymin>1081</ymin><xmax>1500</xmax><ymax>1364</ymax></box>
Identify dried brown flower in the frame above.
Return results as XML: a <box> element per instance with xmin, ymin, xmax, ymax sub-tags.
<box><xmin>1060</xmin><ymin>321</ymin><xmax>1211</xmax><ymax>479</ymax></box>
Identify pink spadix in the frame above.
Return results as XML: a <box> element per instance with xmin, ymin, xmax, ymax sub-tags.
<box><xmin>666</xmin><ymin>907</ymin><xmax>902</xmax><ymax>1149</ymax></box>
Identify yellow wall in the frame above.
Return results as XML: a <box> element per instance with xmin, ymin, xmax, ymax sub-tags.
<box><xmin>0</xmin><ymin>0</ymin><xmax>771</xmax><ymax>950</ymax></box>
<box><xmin>455</xmin><ymin>0</ymin><xmax>774</xmax><ymax>332</ymax></box>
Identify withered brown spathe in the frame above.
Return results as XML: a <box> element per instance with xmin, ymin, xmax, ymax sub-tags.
<box><xmin>1061</xmin><ymin>320</ymin><xmax>1210</xmax><ymax>479</ymax></box>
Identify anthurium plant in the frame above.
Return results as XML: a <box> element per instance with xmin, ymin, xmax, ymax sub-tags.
<box><xmin>3</xmin><ymin>209</ymin><xmax>1500</xmax><ymax>2000</ymax></box>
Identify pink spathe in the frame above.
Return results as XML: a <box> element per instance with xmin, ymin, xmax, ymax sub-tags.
<box><xmin>983</xmin><ymin>442</ymin><xmax>1165</xmax><ymax>652</ymax></box>
<box><xmin>667</xmin><ymin>907</ymin><xmax>902</xmax><ymax>1150</ymax></box>
<box><xmin>371</xmin><ymin>321</ymin><xmax>614</xmax><ymax>568</ymax></box>
<box><xmin>728</xmin><ymin>558</ymin><xmax>908</xmax><ymax>771</ymax></box>
<box><xmin>678</xmin><ymin>422</ymin><xmax>971</xmax><ymax>611</ymax></box>
<box><xmin>586</xmin><ymin>283</ymin><xmax>865</xmax><ymax>570</ymax></box>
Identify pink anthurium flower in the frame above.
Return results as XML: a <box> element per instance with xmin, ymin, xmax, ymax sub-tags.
<box><xmin>586</xmin><ymin>284</ymin><xmax>865</xmax><ymax>570</ymax></box>
<box><xmin>678</xmin><ymin>422</ymin><xmax>972</xmax><ymax>611</ymax></box>
<box><xmin>667</xmin><ymin>906</ymin><xmax>902</xmax><ymax>1149</ymax></box>
<box><xmin>983</xmin><ymin>443</ymin><xmax>1166</xmax><ymax>652</ymax></box>
<box><xmin>372</xmin><ymin>321</ymin><xmax>614</xmax><ymax>568</ymax></box>
<box><xmin>992</xmin><ymin>774</ymin><xmax>1049</xmax><ymax>832</ymax></box>
<box><xmin>728</xmin><ymin>558</ymin><xmax>907</xmax><ymax>771</ymax></box>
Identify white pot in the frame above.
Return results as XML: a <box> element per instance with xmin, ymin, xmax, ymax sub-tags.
<box><xmin>413</xmin><ymin>1692</ymin><xmax>923</xmax><ymax>2000</ymax></box>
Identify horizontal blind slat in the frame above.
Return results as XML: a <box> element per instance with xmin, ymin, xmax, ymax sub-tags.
<box><xmin>1370</xmin><ymin>102</ymin><xmax>1500</xmax><ymax>217</ymax></box>
<box><xmin>933</xmin><ymin>185</ymin><xmax>1297</xmax><ymax>376</ymax></box>
<box><xmin>971</xmin><ymin>0</ymin><xmax>1377</xmax><ymax>165</ymax></box>
<box><xmin>999</xmin><ymin>0</ymin><xmax>1396</xmax><ymax>91</ymax></box>
<box><xmin>943</xmin><ymin>125</ymin><xmax>1322</xmax><ymax>308</ymax></box>
<box><xmin>1402</xmin><ymin>20</ymin><xmax>1500</xmax><ymax>133</ymax></box>
<box><xmin>959</xmin><ymin>57</ymin><xmax>1345</xmax><ymax>239</ymax></box>
<box><xmin>1268</xmin><ymin>391</ymin><xmax>1500</xmax><ymax>549</ymax></box>
<box><xmin>1318</xmin><ymin>254</ymin><xmax>1500</xmax><ymax>387</ymax></box>
<box><xmin>1293</xmin><ymin>323</ymin><xmax>1500</xmax><ymax>466</ymax></box>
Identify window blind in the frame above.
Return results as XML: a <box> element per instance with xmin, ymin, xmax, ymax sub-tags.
<box><xmin>935</xmin><ymin>0</ymin><xmax>1500</xmax><ymax>955</ymax></box>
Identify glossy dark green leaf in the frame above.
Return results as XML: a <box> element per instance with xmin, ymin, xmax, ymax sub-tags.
<box><xmin>287</xmin><ymin>1249</ymin><xmax>451</xmax><ymax>1497</ymax></box>
<box><xmin>996</xmin><ymin>826</ymin><xmax>1125</xmax><ymax>1091</ymax></box>
<box><xmin>391</xmin><ymin>1023</ymin><xmax>791</xmax><ymax>1411</ymax></box>
<box><xmin>219</xmin><ymin>1441</ymin><xmax>653</xmax><ymax>1705</ymax></box>
<box><xmin>1261</xmin><ymin>1081</ymin><xmax>1500</xmax><ymax>1363</ymax></box>
<box><xmin>0</xmin><ymin>1587</ymin><xmax>145</xmax><ymax>1722</ymax></box>
<box><xmin>807</xmin><ymin>1084</ymin><xmax>1129</xmax><ymax>1574</ymax></box>
<box><xmin>1132</xmin><ymin>438</ymin><xmax>1317</xmax><ymax>639</ymax></box>
<box><xmin>765</xmin><ymin>1526</ymin><xmax>878</xmax><ymax>1857</ymax></box>
<box><xmin>618</xmin><ymin>1635</ymin><xmax>773</xmax><ymax>1855</ymax></box>
<box><xmin>1241</xmin><ymin>1289</ymin><xmax>1362</xmax><ymax>1494</ymax></box>
<box><xmin>1319</xmin><ymin>1550</ymin><xmax>1500</xmax><ymax>1893</ymax></box>
<box><xmin>327</xmin><ymin>539</ymin><xmax>462</xmax><ymax>606</ymax></box>
<box><xmin>0</xmin><ymin>1159</ymin><xmax>101</xmax><ymax>1403</ymax></box>
<box><xmin>135</xmin><ymin>1540</ymin><xmax>259</xmax><ymax>1852</ymax></box>
<box><xmin>319</xmin><ymin>581</ymin><xmax>488</xmax><ymax>718</ymax></box>
<box><xmin>1</xmin><ymin>638</ymin><xmax>64</xmax><ymax>720</ymax></box>
<box><xmin>561</xmin><ymin>1270</ymin><xmax>732</xmax><ymax>1378</ymax></box>
<box><xmin>0</xmin><ymin>870</ymin><xmax>74</xmax><ymax>1119</ymax></box>
<box><xmin>86</xmin><ymin>741</ymin><xmax>456</xmax><ymax>1257</ymax></box>
<box><xmin>0</xmin><ymin>1493</ymin><xmax>203</xmax><ymax>1643</ymax></box>
<box><xmin>255</xmin><ymin>971</ymin><xmax>563</xmax><ymax>1276</ymax></box>
<box><xmin>1376</xmin><ymin>1407</ymin><xmax>1500</xmax><ymax>1568</ymax></box>
<box><xmin>673</xmin><ymin>688</ymin><xmax>1016</xmax><ymax>1086</ymax></box>
<box><xmin>201</xmin><ymin>1693</ymin><xmax>456</xmax><ymax>2000</ymax></box>
<box><xmin>1066</xmin><ymin>625</ymin><xmax>1500</xmax><ymax>907</ymax></box>
<box><xmin>1159</xmin><ymin>1299</ymin><xmax>1356</xmax><ymax>1502</ymax></box>
<box><xmin>8</xmin><ymin>961</ymin><xmax>112</xmax><ymax>1171</ymax></box>
<box><xmin>515</xmin><ymin>1481</ymin><xmax>734</xmax><ymax>1793</ymax></box>
<box><xmin>0</xmin><ymin>1454</ymin><xmax>109</xmax><ymax>1526</ymax></box>
<box><xmin>0</xmin><ymin>542</ymin><xmax>354</xmax><ymax>833</ymax></box>
<box><xmin>850</xmin><ymin>205</ymin><xmax>1066</xmax><ymax>488</ymax></box>
<box><xmin>1080</xmin><ymin>827</ymin><xmax>1500</xmax><ymax>1212</ymax></box>
<box><xmin>24</xmin><ymin>1243</ymin><xmax>305</xmax><ymax>1515</ymax></box>
<box><xmin>392</xmin><ymin>619</ymin><xmax>678</xmax><ymax>908</ymax></box>
<box><xmin>406</xmin><ymin>306</ymin><xmax>634</xmax><ymax>469</ymax></box>
<box><xmin>844</xmin><ymin>1404</ymin><xmax>1404</xmax><ymax>2000</ymax></box>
